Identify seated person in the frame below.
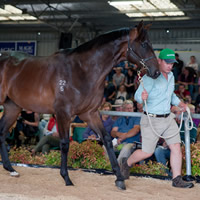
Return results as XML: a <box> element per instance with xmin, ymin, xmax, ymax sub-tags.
<box><xmin>14</xmin><ymin>110</ymin><xmax>39</xmax><ymax>147</ymax></box>
<box><xmin>38</xmin><ymin>114</ymin><xmax>57</xmax><ymax>139</ymax></box>
<box><xmin>111</xmin><ymin>99</ymin><xmax>124</xmax><ymax>120</ymax></box>
<box><xmin>112</xmin><ymin>67</ymin><xmax>125</xmax><ymax>90</ymax></box>
<box><xmin>174</xmin><ymin>84</ymin><xmax>190</xmax><ymax>101</ymax></box>
<box><xmin>31</xmin><ymin>114</ymin><xmax>60</xmax><ymax>154</ymax></box>
<box><xmin>111</xmin><ymin>100</ymin><xmax>141</xmax><ymax>165</ymax></box>
<box><xmin>103</xmin><ymin>80</ymin><xmax>116</xmax><ymax>104</ymax></box>
<box><xmin>115</xmin><ymin>84</ymin><xmax>128</xmax><ymax>102</ymax></box>
<box><xmin>83</xmin><ymin>102</ymin><xmax>114</xmax><ymax>143</ymax></box>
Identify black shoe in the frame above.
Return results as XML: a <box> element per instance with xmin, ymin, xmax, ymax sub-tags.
<box><xmin>120</xmin><ymin>158</ymin><xmax>131</xmax><ymax>180</ymax></box>
<box><xmin>172</xmin><ymin>175</ymin><xmax>194</xmax><ymax>188</ymax></box>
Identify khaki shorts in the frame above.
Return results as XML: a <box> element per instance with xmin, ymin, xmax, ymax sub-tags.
<box><xmin>140</xmin><ymin>113</ymin><xmax>181</xmax><ymax>153</ymax></box>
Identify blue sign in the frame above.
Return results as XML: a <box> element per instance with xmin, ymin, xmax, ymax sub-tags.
<box><xmin>0</xmin><ymin>42</ymin><xmax>15</xmax><ymax>52</ymax></box>
<box><xmin>0</xmin><ymin>41</ymin><xmax>36</xmax><ymax>55</ymax></box>
<box><xmin>16</xmin><ymin>41</ymin><xmax>36</xmax><ymax>55</ymax></box>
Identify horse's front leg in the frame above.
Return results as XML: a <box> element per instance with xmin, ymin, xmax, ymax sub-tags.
<box><xmin>56</xmin><ymin>111</ymin><xmax>73</xmax><ymax>186</ymax></box>
<box><xmin>79</xmin><ymin>112</ymin><xmax>126</xmax><ymax>190</ymax></box>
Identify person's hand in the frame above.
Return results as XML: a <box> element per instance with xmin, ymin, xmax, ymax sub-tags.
<box><xmin>117</xmin><ymin>138</ymin><xmax>122</xmax><ymax>144</ymax></box>
<box><xmin>88</xmin><ymin>135</ymin><xmax>96</xmax><ymax>140</ymax></box>
<box><xmin>178</xmin><ymin>101</ymin><xmax>187</xmax><ymax>112</ymax></box>
<box><xmin>118</xmin><ymin>133</ymin><xmax>127</xmax><ymax>142</ymax></box>
<box><xmin>142</xmin><ymin>89</ymin><xmax>148</xmax><ymax>101</ymax></box>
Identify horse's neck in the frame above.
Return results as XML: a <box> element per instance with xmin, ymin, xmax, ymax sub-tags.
<box><xmin>92</xmin><ymin>42</ymin><xmax>127</xmax><ymax>75</ymax></box>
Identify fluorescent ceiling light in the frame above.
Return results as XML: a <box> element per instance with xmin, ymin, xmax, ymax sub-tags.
<box><xmin>126</xmin><ymin>13</ymin><xmax>146</xmax><ymax>17</ymax></box>
<box><xmin>0</xmin><ymin>5</ymin><xmax>37</xmax><ymax>21</ymax></box>
<box><xmin>9</xmin><ymin>16</ymin><xmax>25</xmax><ymax>21</ymax></box>
<box><xmin>146</xmin><ymin>12</ymin><xmax>165</xmax><ymax>17</ymax></box>
<box><xmin>149</xmin><ymin>0</ymin><xmax>177</xmax><ymax>9</ymax></box>
<box><xmin>133</xmin><ymin>1</ymin><xmax>156</xmax><ymax>10</ymax></box>
<box><xmin>23</xmin><ymin>15</ymin><xmax>37</xmax><ymax>20</ymax></box>
<box><xmin>0</xmin><ymin>16</ymin><xmax>9</xmax><ymax>21</ymax></box>
<box><xmin>165</xmin><ymin>11</ymin><xmax>185</xmax><ymax>16</ymax></box>
<box><xmin>109</xmin><ymin>0</ymin><xmax>185</xmax><ymax>18</ymax></box>
<box><xmin>108</xmin><ymin>1</ymin><xmax>143</xmax><ymax>6</ymax></box>
<box><xmin>5</xmin><ymin>5</ymin><xmax>22</xmax><ymax>14</ymax></box>
<box><xmin>112</xmin><ymin>4</ymin><xmax>137</xmax><ymax>11</ymax></box>
<box><xmin>0</xmin><ymin>8</ymin><xmax>10</xmax><ymax>14</ymax></box>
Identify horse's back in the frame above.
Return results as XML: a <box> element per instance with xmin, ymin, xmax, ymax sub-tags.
<box><xmin>0</xmin><ymin>52</ymin><xmax>59</xmax><ymax>111</ymax></box>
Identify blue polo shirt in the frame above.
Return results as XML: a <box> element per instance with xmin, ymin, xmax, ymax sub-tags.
<box><xmin>113</xmin><ymin>116</ymin><xmax>141</xmax><ymax>143</ymax></box>
<box><xmin>134</xmin><ymin>72</ymin><xmax>180</xmax><ymax>115</ymax></box>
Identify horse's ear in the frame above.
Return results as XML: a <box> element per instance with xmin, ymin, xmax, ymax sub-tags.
<box><xmin>144</xmin><ymin>23</ymin><xmax>152</xmax><ymax>30</ymax></box>
<box><xmin>137</xmin><ymin>20</ymin><xmax>144</xmax><ymax>34</ymax></box>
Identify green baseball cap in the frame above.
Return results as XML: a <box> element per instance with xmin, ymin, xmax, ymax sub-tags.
<box><xmin>159</xmin><ymin>48</ymin><xmax>178</xmax><ymax>63</ymax></box>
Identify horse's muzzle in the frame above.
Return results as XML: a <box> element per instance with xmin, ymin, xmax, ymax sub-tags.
<box><xmin>147</xmin><ymin>69</ymin><xmax>160</xmax><ymax>79</ymax></box>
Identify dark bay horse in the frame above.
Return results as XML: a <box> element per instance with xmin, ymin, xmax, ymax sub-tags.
<box><xmin>0</xmin><ymin>21</ymin><xmax>159</xmax><ymax>190</ymax></box>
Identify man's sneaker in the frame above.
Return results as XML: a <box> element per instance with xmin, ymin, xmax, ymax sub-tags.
<box><xmin>172</xmin><ymin>175</ymin><xmax>194</xmax><ymax>188</ymax></box>
<box><xmin>120</xmin><ymin>158</ymin><xmax>131</xmax><ymax>180</ymax></box>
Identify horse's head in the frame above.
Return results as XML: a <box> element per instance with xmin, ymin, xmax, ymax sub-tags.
<box><xmin>126</xmin><ymin>21</ymin><xmax>160</xmax><ymax>79</ymax></box>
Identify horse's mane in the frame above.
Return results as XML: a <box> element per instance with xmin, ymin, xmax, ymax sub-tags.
<box><xmin>57</xmin><ymin>25</ymin><xmax>148</xmax><ymax>56</ymax></box>
<box><xmin>68</xmin><ymin>28</ymin><xmax>130</xmax><ymax>54</ymax></box>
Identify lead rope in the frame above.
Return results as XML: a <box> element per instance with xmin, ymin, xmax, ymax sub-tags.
<box><xmin>137</xmin><ymin>71</ymin><xmax>193</xmax><ymax>139</ymax></box>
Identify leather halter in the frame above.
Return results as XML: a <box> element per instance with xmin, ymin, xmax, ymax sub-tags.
<box><xmin>126</xmin><ymin>31</ymin><xmax>156</xmax><ymax>72</ymax></box>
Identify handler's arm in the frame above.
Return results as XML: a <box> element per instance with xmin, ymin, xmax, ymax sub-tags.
<box><xmin>134</xmin><ymin>75</ymin><xmax>154</xmax><ymax>103</ymax></box>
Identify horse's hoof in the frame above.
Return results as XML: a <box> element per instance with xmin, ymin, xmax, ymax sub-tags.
<box><xmin>65</xmin><ymin>179</ymin><xmax>74</xmax><ymax>186</ymax></box>
<box><xmin>10</xmin><ymin>171</ymin><xmax>20</xmax><ymax>177</ymax></box>
<box><xmin>115</xmin><ymin>180</ymin><xmax>126</xmax><ymax>190</ymax></box>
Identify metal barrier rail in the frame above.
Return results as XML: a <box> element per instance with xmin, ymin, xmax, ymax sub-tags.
<box><xmin>100</xmin><ymin>110</ymin><xmax>200</xmax><ymax>177</ymax></box>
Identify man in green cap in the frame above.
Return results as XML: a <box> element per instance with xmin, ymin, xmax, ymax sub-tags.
<box><xmin>120</xmin><ymin>48</ymin><xmax>194</xmax><ymax>188</ymax></box>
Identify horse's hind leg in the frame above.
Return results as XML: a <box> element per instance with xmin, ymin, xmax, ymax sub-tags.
<box><xmin>79</xmin><ymin>111</ymin><xmax>126</xmax><ymax>190</ymax></box>
<box><xmin>55</xmin><ymin>110</ymin><xmax>73</xmax><ymax>186</ymax></box>
<box><xmin>0</xmin><ymin>99</ymin><xmax>21</xmax><ymax>176</ymax></box>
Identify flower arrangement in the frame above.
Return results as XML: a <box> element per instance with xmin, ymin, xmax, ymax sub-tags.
<box><xmin>3</xmin><ymin>141</ymin><xmax>111</xmax><ymax>170</ymax></box>
<box><xmin>131</xmin><ymin>161</ymin><xmax>168</xmax><ymax>176</ymax></box>
<box><xmin>67</xmin><ymin>140</ymin><xmax>111</xmax><ymax>170</ymax></box>
<box><xmin>1</xmin><ymin>141</ymin><xmax>199</xmax><ymax>177</ymax></box>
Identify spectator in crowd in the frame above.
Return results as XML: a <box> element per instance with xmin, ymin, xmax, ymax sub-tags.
<box><xmin>174</xmin><ymin>84</ymin><xmax>190</xmax><ymax>101</ymax></box>
<box><xmin>31</xmin><ymin>114</ymin><xmax>60</xmax><ymax>154</ymax></box>
<box><xmin>112</xmin><ymin>99</ymin><xmax>124</xmax><ymax>120</ymax></box>
<box><xmin>178</xmin><ymin>67</ymin><xmax>195</xmax><ymax>100</ymax></box>
<box><xmin>173</xmin><ymin>53</ymin><xmax>184</xmax><ymax>82</ymax></box>
<box><xmin>195</xmin><ymin>92</ymin><xmax>200</xmax><ymax>113</ymax></box>
<box><xmin>103</xmin><ymin>80</ymin><xmax>116</xmax><ymax>104</ymax></box>
<box><xmin>187</xmin><ymin>55</ymin><xmax>199</xmax><ymax>73</ymax></box>
<box><xmin>83</xmin><ymin>102</ymin><xmax>114</xmax><ymax>142</ymax></box>
<box><xmin>14</xmin><ymin>110</ymin><xmax>39</xmax><ymax>147</ymax></box>
<box><xmin>124</xmin><ymin>68</ymin><xmax>136</xmax><ymax>99</ymax></box>
<box><xmin>111</xmin><ymin>100</ymin><xmax>141</xmax><ymax>165</ymax></box>
<box><xmin>115</xmin><ymin>84</ymin><xmax>128</xmax><ymax>102</ymax></box>
<box><xmin>38</xmin><ymin>114</ymin><xmax>57</xmax><ymax>139</ymax></box>
<box><xmin>135</xmin><ymin>102</ymin><xmax>143</xmax><ymax>113</ymax></box>
<box><xmin>112</xmin><ymin>67</ymin><xmax>125</xmax><ymax>90</ymax></box>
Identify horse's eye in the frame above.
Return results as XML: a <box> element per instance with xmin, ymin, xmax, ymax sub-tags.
<box><xmin>141</xmin><ymin>42</ymin><xmax>147</xmax><ymax>48</ymax></box>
